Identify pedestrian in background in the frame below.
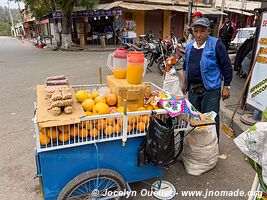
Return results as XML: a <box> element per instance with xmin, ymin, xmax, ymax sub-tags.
<box><xmin>219</xmin><ymin>16</ymin><xmax>235</xmax><ymax>51</ymax></box>
<box><xmin>182</xmin><ymin>18</ymin><xmax>233</xmax><ymax>139</ymax></box>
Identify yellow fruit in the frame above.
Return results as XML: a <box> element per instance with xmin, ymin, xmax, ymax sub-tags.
<box><xmin>135</xmin><ymin>116</ymin><xmax>143</xmax><ymax>123</ymax></box>
<box><xmin>106</xmin><ymin>118</ymin><xmax>116</xmax><ymax>126</ymax></box>
<box><xmin>117</xmin><ymin>106</ymin><xmax>130</xmax><ymax>113</ymax></box>
<box><xmin>117</xmin><ymin>118</ymin><xmax>123</xmax><ymax>126</ymax></box>
<box><xmin>70</xmin><ymin>127</ymin><xmax>79</xmax><ymax>137</ymax></box>
<box><xmin>87</xmin><ymin>93</ymin><xmax>93</xmax><ymax>99</ymax></box>
<box><xmin>82</xmin><ymin>99</ymin><xmax>95</xmax><ymax>112</ymax></box>
<box><xmin>104</xmin><ymin>125</ymin><xmax>113</xmax><ymax>136</ymax></box>
<box><xmin>128</xmin><ymin>116</ymin><xmax>136</xmax><ymax>125</ymax></box>
<box><xmin>146</xmin><ymin>105</ymin><xmax>154</xmax><ymax>110</ymax></box>
<box><xmin>93</xmin><ymin>102</ymin><xmax>110</xmax><ymax>115</ymax></box>
<box><xmin>46</xmin><ymin>128</ymin><xmax>58</xmax><ymax>140</ymax></box>
<box><xmin>95</xmin><ymin>119</ymin><xmax>106</xmax><ymax>130</ymax></box>
<box><xmin>90</xmin><ymin>128</ymin><xmax>99</xmax><ymax>137</ymax></box>
<box><xmin>94</xmin><ymin>96</ymin><xmax>106</xmax><ymax>104</ymax></box>
<box><xmin>153</xmin><ymin>105</ymin><xmax>159</xmax><ymax>110</ymax></box>
<box><xmin>142</xmin><ymin>116</ymin><xmax>150</xmax><ymax>124</ymax></box>
<box><xmin>75</xmin><ymin>90</ymin><xmax>89</xmax><ymax>103</ymax></box>
<box><xmin>86</xmin><ymin>111</ymin><xmax>94</xmax><ymax>116</ymax></box>
<box><xmin>127</xmin><ymin>125</ymin><xmax>133</xmax><ymax>133</ymax></box>
<box><xmin>58</xmin><ymin>125</ymin><xmax>69</xmax><ymax>133</ymax></box>
<box><xmin>137</xmin><ymin>122</ymin><xmax>146</xmax><ymax>132</ymax></box>
<box><xmin>79</xmin><ymin>128</ymin><xmax>89</xmax><ymax>138</ymax></box>
<box><xmin>85</xmin><ymin>121</ymin><xmax>94</xmax><ymax>130</ymax></box>
<box><xmin>113</xmin><ymin>123</ymin><xmax>121</xmax><ymax>134</ymax></box>
<box><xmin>40</xmin><ymin>132</ymin><xmax>51</xmax><ymax>145</ymax></box>
<box><xmin>92</xmin><ymin>90</ymin><xmax>99</xmax><ymax>99</ymax></box>
<box><xmin>78</xmin><ymin>122</ymin><xmax>85</xmax><ymax>128</ymax></box>
<box><xmin>106</xmin><ymin>94</ymin><xmax>117</xmax><ymax>106</ymax></box>
<box><xmin>59</xmin><ymin>133</ymin><xmax>70</xmax><ymax>142</ymax></box>
<box><xmin>137</xmin><ymin>107</ymin><xmax>146</xmax><ymax>111</ymax></box>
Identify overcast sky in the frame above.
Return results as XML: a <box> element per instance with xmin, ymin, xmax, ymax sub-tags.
<box><xmin>0</xmin><ymin>0</ymin><xmax>24</xmax><ymax>9</ymax></box>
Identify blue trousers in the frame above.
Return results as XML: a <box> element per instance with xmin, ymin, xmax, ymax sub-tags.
<box><xmin>188</xmin><ymin>86</ymin><xmax>221</xmax><ymax>139</ymax></box>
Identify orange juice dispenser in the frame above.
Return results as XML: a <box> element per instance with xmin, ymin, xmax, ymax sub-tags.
<box><xmin>126</xmin><ymin>52</ymin><xmax>145</xmax><ymax>84</ymax></box>
<box><xmin>107</xmin><ymin>48</ymin><xmax>129</xmax><ymax>79</ymax></box>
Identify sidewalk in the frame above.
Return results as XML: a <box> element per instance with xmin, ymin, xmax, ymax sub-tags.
<box><xmin>220</xmin><ymin>54</ymin><xmax>252</xmax><ymax>135</ymax></box>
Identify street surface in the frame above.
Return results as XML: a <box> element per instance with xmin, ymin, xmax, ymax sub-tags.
<box><xmin>0</xmin><ymin>37</ymin><xmax>254</xmax><ymax>200</ymax></box>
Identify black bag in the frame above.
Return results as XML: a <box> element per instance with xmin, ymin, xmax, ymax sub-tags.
<box><xmin>138</xmin><ymin>115</ymin><xmax>175</xmax><ymax>167</ymax></box>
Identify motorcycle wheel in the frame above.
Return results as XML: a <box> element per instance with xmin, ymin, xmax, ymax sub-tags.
<box><xmin>157</xmin><ymin>59</ymin><xmax>165</xmax><ymax>75</ymax></box>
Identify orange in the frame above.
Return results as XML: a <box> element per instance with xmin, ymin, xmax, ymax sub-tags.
<box><xmin>40</xmin><ymin>132</ymin><xmax>51</xmax><ymax>145</ymax></box>
<box><xmin>46</xmin><ymin>128</ymin><xmax>58</xmax><ymax>140</ymax></box>
<box><xmin>70</xmin><ymin>127</ymin><xmax>79</xmax><ymax>137</ymax></box>
<box><xmin>85</xmin><ymin>121</ymin><xmax>94</xmax><ymax>130</ymax></box>
<box><xmin>145</xmin><ymin>105</ymin><xmax>154</xmax><ymax>110</ymax></box>
<box><xmin>105</xmin><ymin>93</ymin><xmax>117</xmax><ymax>106</ymax></box>
<box><xmin>59</xmin><ymin>133</ymin><xmax>70</xmax><ymax>142</ymax></box>
<box><xmin>142</xmin><ymin>116</ymin><xmax>150</xmax><ymax>124</ymax></box>
<box><xmin>137</xmin><ymin>107</ymin><xmax>146</xmax><ymax>111</ymax></box>
<box><xmin>58</xmin><ymin>125</ymin><xmax>69</xmax><ymax>133</ymax></box>
<box><xmin>104</xmin><ymin>125</ymin><xmax>113</xmax><ymax>136</ymax></box>
<box><xmin>116</xmin><ymin>106</ymin><xmax>130</xmax><ymax>113</ymax></box>
<box><xmin>106</xmin><ymin>118</ymin><xmax>116</xmax><ymax>126</ymax></box>
<box><xmin>95</xmin><ymin>119</ymin><xmax>106</xmax><ymax>130</ymax></box>
<box><xmin>127</xmin><ymin>125</ymin><xmax>133</xmax><ymax>133</ymax></box>
<box><xmin>86</xmin><ymin>111</ymin><xmax>94</xmax><ymax>116</ymax></box>
<box><xmin>79</xmin><ymin>128</ymin><xmax>89</xmax><ymax>138</ymax></box>
<box><xmin>137</xmin><ymin>122</ymin><xmax>146</xmax><ymax>132</ymax></box>
<box><xmin>90</xmin><ymin>128</ymin><xmax>99</xmax><ymax>137</ymax></box>
<box><xmin>75</xmin><ymin>90</ymin><xmax>89</xmax><ymax>103</ymax></box>
<box><xmin>117</xmin><ymin>118</ymin><xmax>123</xmax><ymax>126</ymax></box>
<box><xmin>78</xmin><ymin>122</ymin><xmax>85</xmax><ymax>128</ymax></box>
<box><xmin>113</xmin><ymin>123</ymin><xmax>121</xmax><ymax>134</ymax></box>
<box><xmin>135</xmin><ymin>116</ymin><xmax>142</xmax><ymax>123</ymax></box>
<box><xmin>128</xmin><ymin>116</ymin><xmax>136</xmax><ymax>125</ymax></box>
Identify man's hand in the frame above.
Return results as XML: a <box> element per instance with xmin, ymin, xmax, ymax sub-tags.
<box><xmin>222</xmin><ymin>86</ymin><xmax>230</xmax><ymax>100</ymax></box>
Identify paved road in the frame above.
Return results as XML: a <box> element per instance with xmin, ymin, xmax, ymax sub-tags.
<box><xmin>0</xmin><ymin>37</ymin><xmax>254</xmax><ymax>200</ymax></box>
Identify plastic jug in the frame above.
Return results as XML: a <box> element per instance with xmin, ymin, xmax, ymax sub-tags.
<box><xmin>127</xmin><ymin>52</ymin><xmax>145</xmax><ymax>84</ymax></box>
<box><xmin>107</xmin><ymin>48</ymin><xmax>129</xmax><ymax>79</ymax></box>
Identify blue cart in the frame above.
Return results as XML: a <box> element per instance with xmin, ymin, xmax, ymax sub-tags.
<box><xmin>34</xmin><ymin>83</ymin><xmax>190</xmax><ymax>200</ymax></box>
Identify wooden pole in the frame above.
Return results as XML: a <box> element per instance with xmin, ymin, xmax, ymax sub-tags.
<box><xmin>98</xmin><ymin>66</ymin><xmax>102</xmax><ymax>84</ymax></box>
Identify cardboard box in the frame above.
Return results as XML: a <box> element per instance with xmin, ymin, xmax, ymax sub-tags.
<box><xmin>106</xmin><ymin>75</ymin><xmax>146</xmax><ymax>111</ymax></box>
<box><xmin>37</xmin><ymin>85</ymin><xmax>86</xmax><ymax>128</ymax></box>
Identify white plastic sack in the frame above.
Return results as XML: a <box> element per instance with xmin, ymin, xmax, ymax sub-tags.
<box><xmin>182</xmin><ymin>111</ymin><xmax>219</xmax><ymax>176</ymax></box>
<box><xmin>163</xmin><ymin>73</ymin><xmax>183</xmax><ymax>96</ymax></box>
<box><xmin>234</xmin><ymin>122</ymin><xmax>267</xmax><ymax>185</ymax></box>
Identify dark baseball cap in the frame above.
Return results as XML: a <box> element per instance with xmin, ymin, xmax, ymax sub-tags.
<box><xmin>192</xmin><ymin>18</ymin><xmax>210</xmax><ymax>28</ymax></box>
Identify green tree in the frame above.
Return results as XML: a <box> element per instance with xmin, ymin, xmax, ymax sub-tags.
<box><xmin>21</xmin><ymin>0</ymin><xmax>99</xmax><ymax>49</ymax></box>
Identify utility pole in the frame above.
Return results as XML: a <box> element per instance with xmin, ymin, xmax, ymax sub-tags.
<box><xmin>188</xmin><ymin>0</ymin><xmax>193</xmax><ymax>25</ymax></box>
<box><xmin>7</xmin><ymin>0</ymin><xmax>16</xmax><ymax>37</ymax></box>
<box><xmin>218</xmin><ymin>0</ymin><xmax>225</xmax><ymax>37</ymax></box>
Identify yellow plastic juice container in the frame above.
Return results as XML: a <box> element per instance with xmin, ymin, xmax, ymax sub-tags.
<box><xmin>126</xmin><ymin>52</ymin><xmax>145</xmax><ymax>84</ymax></box>
<box><xmin>113</xmin><ymin>69</ymin><xmax>127</xmax><ymax>79</ymax></box>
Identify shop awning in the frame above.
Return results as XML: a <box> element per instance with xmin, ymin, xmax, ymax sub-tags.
<box><xmin>194</xmin><ymin>7</ymin><xmax>227</xmax><ymax>15</ymax></box>
<box><xmin>224</xmin><ymin>9</ymin><xmax>254</xmax><ymax>16</ymax></box>
<box><xmin>117</xmin><ymin>2</ymin><xmax>187</xmax><ymax>12</ymax></box>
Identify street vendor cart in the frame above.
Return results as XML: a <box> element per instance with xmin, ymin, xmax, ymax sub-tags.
<box><xmin>34</xmin><ymin>81</ymin><xmax>214</xmax><ymax>200</ymax></box>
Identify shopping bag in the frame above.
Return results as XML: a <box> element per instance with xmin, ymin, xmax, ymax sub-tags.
<box><xmin>163</xmin><ymin>73</ymin><xmax>183</xmax><ymax>96</ymax></box>
<box><xmin>138</xmin><ymin>115</ymin><xmax>175</xmax><ymax>167</ymax></box>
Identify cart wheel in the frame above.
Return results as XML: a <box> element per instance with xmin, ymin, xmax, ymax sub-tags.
<box><xmin>57</xmin><ymin>169</ymin><xmax>126</xmax><ymax>200</ymax></box>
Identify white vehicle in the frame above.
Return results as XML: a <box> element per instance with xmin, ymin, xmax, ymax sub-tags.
<box><xmin>230</xmin><ymin>27</ymin><xmax>256</xmax><ymax>48</ymax></box>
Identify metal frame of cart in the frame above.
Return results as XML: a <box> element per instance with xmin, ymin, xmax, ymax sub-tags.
<box><xmin>34</xmin><ymin>83</ymin><xmax>191</xmax><ymax>200</ymax></box>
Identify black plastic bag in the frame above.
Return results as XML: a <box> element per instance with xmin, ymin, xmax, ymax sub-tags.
<box><xmin>138</xmin><ymin>115</ymin><xmax>175</xmax><ymax>167</ymax></box>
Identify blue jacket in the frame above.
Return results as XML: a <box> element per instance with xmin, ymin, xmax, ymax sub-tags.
<box><xmin>185</xmin><ymin>35</ymin><xmax>223</xmax><ymax>91</ymax></box>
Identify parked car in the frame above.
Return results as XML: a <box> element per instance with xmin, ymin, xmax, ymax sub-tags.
<box><xmin>230</xmin><ymin>27</ymin><xmax>256</xmax><ymax>49</ymax></box>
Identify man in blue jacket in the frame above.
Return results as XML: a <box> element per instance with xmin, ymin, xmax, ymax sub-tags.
<box><xmin>181</xmin><ymin>18</ymin><xmax>233</xmax><ymax>138</ymax></box>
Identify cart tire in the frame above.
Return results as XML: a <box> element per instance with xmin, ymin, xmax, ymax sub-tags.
<box><xmin>57</xmin><ymin>169</ymin><xmax>127</xmax><ymax>200</ymax></box>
